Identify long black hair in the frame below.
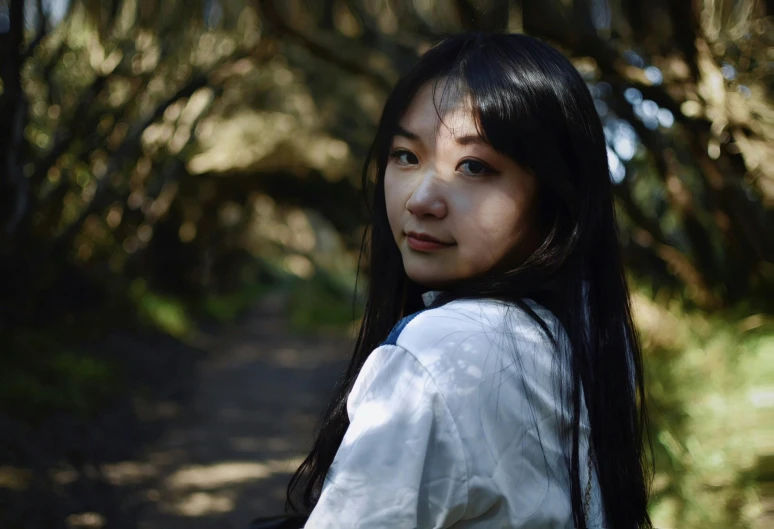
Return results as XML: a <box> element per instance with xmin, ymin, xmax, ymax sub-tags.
<box><xmin>287</xmin><ymin>31</ymin><xmax>652</xmax><ymax>529</ymax></box>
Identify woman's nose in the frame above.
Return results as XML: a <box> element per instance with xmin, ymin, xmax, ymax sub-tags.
<box><xmin>405</xmin><ymin>171</ymin><xmax>448</xmax><ymax>219</ymax></box>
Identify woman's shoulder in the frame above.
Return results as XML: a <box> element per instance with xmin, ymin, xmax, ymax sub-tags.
<box><xmin>388</xmin><ymin>298</ymin><xmax>566</xmax><ymax>399</ymax></box>
<box><xmin>384</xmin><ymin>299</ymin><xmax>575</xmax><ymax>491</ymax></box>
<box><xmin>394</xmin><ymin>298</ymin><xmax>562</xmax><ymax>361</ymax></box>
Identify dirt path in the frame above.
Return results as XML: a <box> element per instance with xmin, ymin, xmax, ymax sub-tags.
<box><xmin>134</xmin><ymin>294</ymin><xmax>351</xmax><ymax>529</ymax></box>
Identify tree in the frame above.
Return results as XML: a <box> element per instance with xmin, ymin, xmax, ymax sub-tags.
<box><xmin>254</xmin><ymin>0</ymin><xmax>774</xmax><ymax>310</ymax></box>
<box><xmin>4</xmin><ymin>0</ymin><xmax>769</xmax><ymax>330</ymax></box>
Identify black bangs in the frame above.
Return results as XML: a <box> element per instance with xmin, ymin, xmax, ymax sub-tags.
<box><xmin>461</xmin><ymin>37</ymin><xmax>583</xmax><ymax>213</ymax></box>
<box><xmin>455</xmin><ymin>41</ymin><xmax>543</xmax><ymax>166</ymax></box>
<box><xmin>386</xmin><ymin>33</ymin><xmax>542</xmax><ymax>162</ymax></box>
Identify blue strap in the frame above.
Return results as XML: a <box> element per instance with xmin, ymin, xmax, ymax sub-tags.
<box><xmin>382</xmin><ymin>310</ymin><xmax>426</xmax><ymax>346</ymax></box>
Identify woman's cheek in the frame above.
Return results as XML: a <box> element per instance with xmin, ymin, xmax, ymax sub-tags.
<box><xmin>384</xmin><ymin>169</ymin><xmax>405</xmax><ymax>236</ymax></box>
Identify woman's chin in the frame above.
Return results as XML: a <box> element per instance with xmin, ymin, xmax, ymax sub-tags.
<box><xmin>405</xmin><ymin>269</ymin><xmax>456</xmax><ymax>290</ymax></box>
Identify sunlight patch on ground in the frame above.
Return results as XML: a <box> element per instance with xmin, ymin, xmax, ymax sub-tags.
<box><xmin>134</xmin><ymin>398</ymin><xmax>183</xmax><ymax>422</ymax></box>
<box><xmin>161</xmin><ymin>456</ymin><xmax>305</xmax><ymax>517</ymax></box>
<box><xmin>50</xmin><ymin>465</ymin><xmax>79</xmax><ymax>485</ymax></box>
<box><xmin>271</xmin><ymin>347</ymin><xmax>303</xmax><ymax>368</ymax></box>
<box><xmin>0</xmin><ymin>466</ymin><xmax>32</xmax><ymax>491</ymax></box>
<box><xmin>175</xmin><ymin>491</ymin><xmax>235</xmax><ymax>517</ymax></box>
<box><xmin>166</xmin><ymin>456</ymin><xmax>304</xmax><ymax>491</ymax></box>
<box><xmin>101</xmin><ymin>461</ymin><xmax>159</xmax><ymax>486</ymax></box>
<box><xmin>65</xmin><ymin>512</ymin><xmax>106</xmax><ymax>528</ymax></box>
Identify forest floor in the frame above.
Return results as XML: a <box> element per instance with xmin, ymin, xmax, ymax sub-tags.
<box><xmin>132</xmin><ymin>292</ymin><xmax>351</xmax><ymax>529</ymax></box>
<box><xmin>0</xmin><ymin>292</ymin><xmax>350</xmax><ymax>529</ymax></box>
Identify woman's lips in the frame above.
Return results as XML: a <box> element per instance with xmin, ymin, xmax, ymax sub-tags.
<box><xmin>405</xmin><ymin>233</ymin><xmax>455</xmax><ymax>252</ymax></box>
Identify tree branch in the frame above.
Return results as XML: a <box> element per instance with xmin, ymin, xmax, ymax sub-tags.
<box><xmin>47</xmin><ymin>70</ymin><xmax>214</xmax><ymax>259</ymax></box>
<box><xmin>29</xmin><ymin>75</ymin><xmax>109</xmax><ymax>191</ymax></box>
<box><xmin>613</xmin><ymin>180</ymin><xmax>719</xmax><ymax>308</ymax></box>
<box><xmin>256</xmin><ymin>0</ymin><xmax>393</xmax><ymax>92</ymax></box>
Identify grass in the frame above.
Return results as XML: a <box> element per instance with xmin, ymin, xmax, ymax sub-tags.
<box><xmin>0</xmin><ymin>276</ymin><xmax>201</xmax><ymax>421</ymax></box>
<box><xmin>198</xmin><ymin>281</ymin><xmax>273</xmax><ymax>324</ymax></box>
<box><xmin>0</xmin><ymin>330</ymin><xmax>124</xmax><ymax>420</ymax></box>
<box><xmin>634</xmin><ymin>291</ymin><xmax>774</xmax><ymax>528</ymax></box>
<box><xmin>285</xmin><ymin>267</ymin><xmax>362</xmax><ymax>334</ymax></box>
<box><xmin>130</xmin><ymin>278</ymin><xmax>194</xmax><ymax>338</ymax></box>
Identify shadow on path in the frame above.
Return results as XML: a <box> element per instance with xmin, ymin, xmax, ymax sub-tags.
<box><xmin>0</xmin><ymin>327</ymin><xmax>206</xmax><ymax>529</ymax></box>
<box><xmin>0</xmin><ymin>294</ymin><xmax>349</xmax><ymax>529</ymax></box>
<box><xmin>135</xmin><ymin>294</ymin><xmax>350</xmax><ymax>529</ymax></box>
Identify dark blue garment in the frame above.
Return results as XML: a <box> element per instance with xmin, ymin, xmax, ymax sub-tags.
<box><xmin>382</xmin><ymin>310</ymin><xmax>426</xmax><ymax>346</ymax></box>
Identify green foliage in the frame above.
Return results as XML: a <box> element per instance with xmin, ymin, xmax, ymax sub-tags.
<box><xmin>130</xmin><ymin>278</ymin><xmax>194</xmax><ymax>337</ymax></box>
<box><xmin>637</xmin><ymin>289</ymin><xmax>774</xmax><ymax>528</ymax></box>
<box><xmin>199</xmin><ymin>281</ymin><xmax>271</xmax><ymax>324</ymax></box>
<box><xmin>0</xmin><ymin>331</ymin><xmax>123</xmax><ymax>421</ymax></box>
<box><xmin>196</xmin><ymin>257</ymin><xmax>291</xmax><ymax>323</ymax></box>
<box><xmin>286</xmin><ymin>268</ymin><xmax>363</xmax><ymax>333</ymax></box>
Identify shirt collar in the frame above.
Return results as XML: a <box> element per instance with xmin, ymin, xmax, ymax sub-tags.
<box><xmin>421</xmin><ymin>290</ymin><xmax>442</xmax><ymax>307</ymax></box>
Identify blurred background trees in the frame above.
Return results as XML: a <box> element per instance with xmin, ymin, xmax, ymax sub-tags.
<box><xmin>1</xmin><ymin>0</ymin><xmax>772</xmax><ymax>527</ymax></box>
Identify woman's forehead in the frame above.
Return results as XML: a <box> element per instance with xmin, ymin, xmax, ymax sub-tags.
<box><xmin>398</xmin><ymin>81</ymin><xmax>480</xmax><ymax>142</ymax></box>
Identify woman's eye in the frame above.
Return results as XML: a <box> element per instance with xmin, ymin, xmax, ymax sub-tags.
<box><xmin>389</xmin><ymin>150</ymin><xmax>418</xmax><ymax>165</ymax></box>
<box><xmin>458</xmin><ymin>159</ymin><xmax>493</xmax><ymax>176</ymax></box>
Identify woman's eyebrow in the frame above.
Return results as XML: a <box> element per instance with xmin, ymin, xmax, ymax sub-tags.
<box><xmin>454</xmin><ymin>134</ymin><xmax>487</xmax><ymax>146</ymax></box>
<box><xmin>395</xmin><ymin>125</ymin><xmax>486</xmax><ymax>147</ymax></box>
<box><xmin>394</xmin><ymin>125</ymin><xmax>419</xmax><ymax>141</ymax></box>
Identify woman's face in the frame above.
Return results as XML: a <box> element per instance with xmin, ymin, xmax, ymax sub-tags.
<box><xmin>384</xmin><ymin>81</ymin><xmax>540</xmax><ymax>289</ymax></box>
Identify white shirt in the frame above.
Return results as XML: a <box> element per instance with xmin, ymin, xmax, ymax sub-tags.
<box><xmin>304</xmin><ymin>294</ymin><xmax>606</xmax><ymax>528</ymax></box>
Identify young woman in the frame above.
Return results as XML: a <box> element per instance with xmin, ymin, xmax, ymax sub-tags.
<box><xmin>286</xmin><ymin>31</ymin><xmax>652</xmax><ymax>528</ymax></box>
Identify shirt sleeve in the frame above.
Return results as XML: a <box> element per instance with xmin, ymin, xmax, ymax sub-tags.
<box><xmin>303</xmin><ymin>344</ymin><xmax>469</xmax><ymax>529</ymax></box>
